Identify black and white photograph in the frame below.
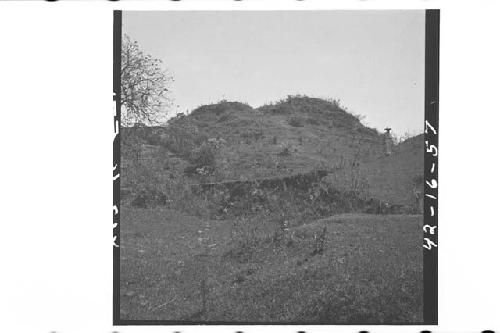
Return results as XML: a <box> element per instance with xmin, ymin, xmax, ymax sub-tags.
<box><xmin>114</xmin><ymin>10</ymin><xmax>437</xmax><ymax>325</ymax></box>
<box><xmin>6</xmin><ymin>1</ymin><xmax>500</xmax><ymax>332</ymax></box>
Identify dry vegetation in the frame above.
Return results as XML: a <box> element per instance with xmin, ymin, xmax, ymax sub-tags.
<box><xmin>119</xmin><ymin>96</ymin><xmax>424</xmax><ymax>323</ymax></box>
<box><xmin>120</xmin><ymin>210</ymin><xmax>422</xmax><ymax>323</ymax></box>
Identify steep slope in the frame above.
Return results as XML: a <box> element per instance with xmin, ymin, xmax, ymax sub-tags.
<box><xmin>170</xmin><ymin>97</ymin><xmax>385</xmax><ymax>177</ymax></box>
<box><xmin>362</xmin><ymin>134</ymin><xmax>424</xmax><ymax>205</ymax></box>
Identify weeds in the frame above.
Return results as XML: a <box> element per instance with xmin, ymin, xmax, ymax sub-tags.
<box><xmin>277</xmin><ymin>143</ymin><xmax>292</xmax><ymax>157</ymax></box>
<box><xmin>120</xmin><ymin>95</ymin><xmax>424</xmax><ymax>323</ymax></box>
<box><xmin>289</xmin><ymin>117</ymin><xmax>304</xmax><ymax>127</ymax></box>
<box><xmin>312</xmin><ymin>225</ymin><xmax>328</xmax><ymax>255</ymax></box>
<box><xmin>200</xmin><ymin>278</ymin><xmax>208</xmax><ymax>318</ymax></box>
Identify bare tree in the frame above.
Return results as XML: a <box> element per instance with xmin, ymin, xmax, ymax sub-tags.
<box><xmin>121</xmin><ymin>34</ymin><xmax>173</xmax><ymax>126</ymax></box>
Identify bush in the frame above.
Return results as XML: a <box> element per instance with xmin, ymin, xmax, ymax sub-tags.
<box><xmin>240</xmin><ymin>129</ymin><xmax>264</xmax><ymax>141</ymax></box>
<box><xmin>131</xmin><ymin>194</ymin><xmax>147</xmax><ymax>208</ymax></box>
<box><xmin>123</xmin><ymin>163</ymin><xmax>167</xmax><ymax>208</ymax></box>
<box><xmin>217</xmin><ymin>114</ymin><xmax>232</xmax><ymax>123</ymax></box>
<box><xmin>144</xmin><ymin>132</ymin><xmax>162</xmax><ymax>146</ymax></box>
<box><xmin>312</xmin><ymin>225</ymin><xmax>328</xmax><ymax>255</ymax></box>
<box><xmin>306</xmin><ymin>117</ymin><xmax>320</xmax><ymax>126</ymax></box>
<box><xmin>277</xmin><ymin>146</ymin><xmax>291</xmax><ymax>157</ymax></box>
<box><xmin>161</xmin><ymin>117</ymin><xmax>207</xmax><ymax>157</ymax></box>
<box><xmin>289</xmin><ymin>117</ymin><xmax>304</xmax><ymax>127</ymax></box>
<box><xmin>184</xmin><ymin>143</ymin><xmax>217</xmax><ymax>177</ymax></box>
<box><xmin>192</xmin><ymin>144</ymin><xmax>216</xmax><ymax>167</ymax></box>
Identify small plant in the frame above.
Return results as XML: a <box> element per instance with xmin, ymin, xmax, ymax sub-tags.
<box><xmin>130</xmin><ymin>193</ymin><xmax>147</xmax><ymax>208</ymax></box>
<box><xmin>240</xmin><ymin>129</ymin><xmax>264</xmax><ymax>141</ymax></box>
<box><xmin>271</xmin><ymin>213</ymin><xmax>288</xmax><ymax>246</ymax></box>
<box><xmin>184</xmin><ymin>143</ymin><xmax>217</xmax><ymax>177</ymax></box>
<box><xmin>272</xmin><ymin>229</ymin><xmax>281</xmax><ymax>245</ymax></box>
<box><xmin>312</xmin><ymin>225</ymin><xmax>328</xmax><ymax>255</ymax></box>
<box><xmin>277</xmin><ymin>143</ymin><xmax>292</xmax><ymax>157</ymax></box>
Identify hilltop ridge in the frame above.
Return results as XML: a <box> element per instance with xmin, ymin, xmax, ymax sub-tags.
<box><xmin>122</xmin><ymin>96</ymin><xmax>423</xmax><ymax>206</ymax></box>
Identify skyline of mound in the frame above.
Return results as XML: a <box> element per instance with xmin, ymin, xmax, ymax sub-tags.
<box><xmin>128</xmin><ymin>95</ymin><xmax>423</xmax><ymax>139</ymax></box>
<box><xmin>122</xmin><ymin>95</ymin><xmax>423</xmax><ymax>207</ymax></box>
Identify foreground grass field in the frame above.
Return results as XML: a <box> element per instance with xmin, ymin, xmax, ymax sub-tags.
<box><xmin>120</xmin><ymin>208</ymin><xmax>423</xmax><ymax>323</ymax></box>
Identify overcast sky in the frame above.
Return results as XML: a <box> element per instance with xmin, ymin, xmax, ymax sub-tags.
<box><xmin>123</xmin><ymin>10</ymin><xmax>425</xmax><ymax>135</ymax></box>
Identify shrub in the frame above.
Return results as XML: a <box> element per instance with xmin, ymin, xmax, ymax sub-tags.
<box><xmin>124</xmin><ymin>163</ymin><xmax>167</xmax><ymax>208</ymax></box>
<box><xmin>161</xmin><ymin>117</ymin><xmax>207</xmax><ymax>157</ymax></box>
<box><xmin>192</xmin><ymin>144</ymin><xmax>216</xmax><ymax>167</ymax></box>
<box><xmin>240</xmin><ymin>129</ymin><xmax>264</xmax><ymax>141</ymax></box>
<box><xmin>144</xmin><ymin>132</ymin><xmax>162</xmax><ymax>146</ymax></box>
<box><xmin>312</xmin><ymin>225</ymin><xmax>328</xmax><ymax>255</ymax></box>
<box><xmin>277</xmin><ymin>146</ymin><xmax>291</xmax><ymax>157</ymax></box>
<box><xmin>217</xmin><ymin>114</ymin><xmax>232</xmax><ymax>123</ymax></box>
<box><xmin>131</xmin><ymin>194</ymin><xmax>147</xmax><ymax>208</ymax></box>
<box><xmin>289</xmin><ymin>117</ymin><xmax>304</xmax><ymax>127</ymax></box>
<box><xmin>184</xmin><ymin>143</ymin><xmax>217</xmax><ymax>177</ymax></box>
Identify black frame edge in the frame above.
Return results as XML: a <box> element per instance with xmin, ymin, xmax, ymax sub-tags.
<box><xmin>113</xmin><ymin>10</ymin><xmax>122</xmax><ymax>326</ymax></box>
<box><xmin>423</xmin><ymin>8</ymin><xmax>439</xmax><ymax>325</ymax></box>
<box><xmin>112</xmin><ymin>9</ymin><xmax>439</xmax><ymax>326</ymax></box>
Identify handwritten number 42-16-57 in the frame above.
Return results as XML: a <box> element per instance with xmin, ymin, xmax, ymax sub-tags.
<box><xmin>424</xmin><ymin>120</ymin><xmax>437</xmax><ymax>250</ymax></box>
